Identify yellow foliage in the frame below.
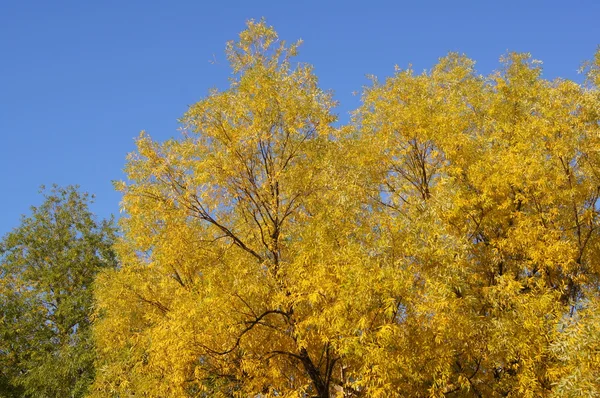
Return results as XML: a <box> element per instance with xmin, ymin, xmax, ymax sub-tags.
<box><xmin>92</xmin><ymin>20</ymin><xmax>600</xmax><ymax>397</ymax></box>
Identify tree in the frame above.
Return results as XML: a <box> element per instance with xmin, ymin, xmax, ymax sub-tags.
<box><xmin>0</xmin><ymin>185</ymin><xmax>117</xmax><ymax>397</ymax></box>
<box><xmin>349</xmin><ymin>52</ymin><xmax>600</xmax><ymax>396</ymax></box>
<box><xmin>92</xmin><ymin>20</ymin><xmax>600</xmax><ymax>397</ymax></box>
<box><xmin>92</xmin><ymin>19</ymin><xmax>349</xmax><ymax>397</ymax></box>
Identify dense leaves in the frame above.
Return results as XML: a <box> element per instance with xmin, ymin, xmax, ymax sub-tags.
<box><xmin>90</xmin><ymin>21</ymin><xmax>600</xmax><ymax>397</ymax></box>
<box><xmin>0</xmin><ymin>186</ymin><xmax>117</xmax><ymax>397</ymax></box>
<box><xmin>2</xmin><ymin>20</ymin><xmax>600</xmax><ymax>398</ymax></box>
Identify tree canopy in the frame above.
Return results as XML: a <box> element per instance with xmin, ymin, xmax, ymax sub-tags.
<box><xmin>90</xmin><ymin>20</ymin><xmax>600</xmax><ymax>398</ymax></box>
<box><xmin>0</xmin><ymin>186</ymin><xmax>118</xmax><ymax>397</ymax></box>
<box><xmin>5</xmin><ymin>20</ymin><xmax>599</xmax><ymax>398</ymax></box>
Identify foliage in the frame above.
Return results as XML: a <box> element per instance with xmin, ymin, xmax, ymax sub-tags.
<box><xmin>0</xmin><ymin>186</ymin><xmax>118</xmax><ymax>397</ymax></box>
<box><xmin>92</xmin><ymin>20</ymin><xmax>600</xmax><ymax>397</ymax></box>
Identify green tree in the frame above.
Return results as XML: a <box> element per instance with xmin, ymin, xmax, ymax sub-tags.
<box><xmin>0</xmin><ymin>185</ymin><xmax>117</xmax><ymax>397</ymax></box>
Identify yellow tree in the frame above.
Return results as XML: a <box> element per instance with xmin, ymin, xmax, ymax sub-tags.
<box><xmin>92</xmin><ymin>19</ymin><xmax>364</xmax><ymax>397</ymax></box>
<box><xmin>92</xmin><ymin>19</ymin><xmax>600</xmax><ymax>397</ymax></box>
<box><xmin>350</xmin><ymin>51</ymin><xmax>600</xmax><ymax>396</ymax></box>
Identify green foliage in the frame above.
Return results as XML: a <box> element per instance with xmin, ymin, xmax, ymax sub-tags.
<box><xmin>0</xmin><ymin>185</ymin><xmax>117</xmax><ymax>397</ymax></box>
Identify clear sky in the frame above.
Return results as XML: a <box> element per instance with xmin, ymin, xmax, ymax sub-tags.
<box><xmin>1</xmin><ymin>0</ymin><xmax>599</xmax><ymax>235</ymax></box>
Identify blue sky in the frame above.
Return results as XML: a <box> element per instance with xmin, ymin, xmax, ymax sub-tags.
<box><xmin>1</xmin><ymin>0</ymin><xmax>599</xmax><ymax>235</ymax></box>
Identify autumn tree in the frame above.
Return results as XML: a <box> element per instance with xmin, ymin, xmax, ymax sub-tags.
<box><xmin>92</xmin><ymin>19</ymin><xmax>349</xmax><ymax>397</ymax></box>
<box><xmin>0</xmin><ymin>186</ymin><xmax>117</xmax><ymax>397</ymax></box>
<box><xmin>92</xmin><ymin>20</ymin><xmax>600</xmax><ymax>397</ymax></box>
<box><xmin>348</xmin><ymin>51</ymin><xmax>600</xmax><ymax>396</ymax></box>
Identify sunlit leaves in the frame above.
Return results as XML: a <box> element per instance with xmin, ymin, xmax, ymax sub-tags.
<box><xmin>92</xmin><ymin>20</ymin><xmax>600</xmax><ymax>397</ymax></box>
